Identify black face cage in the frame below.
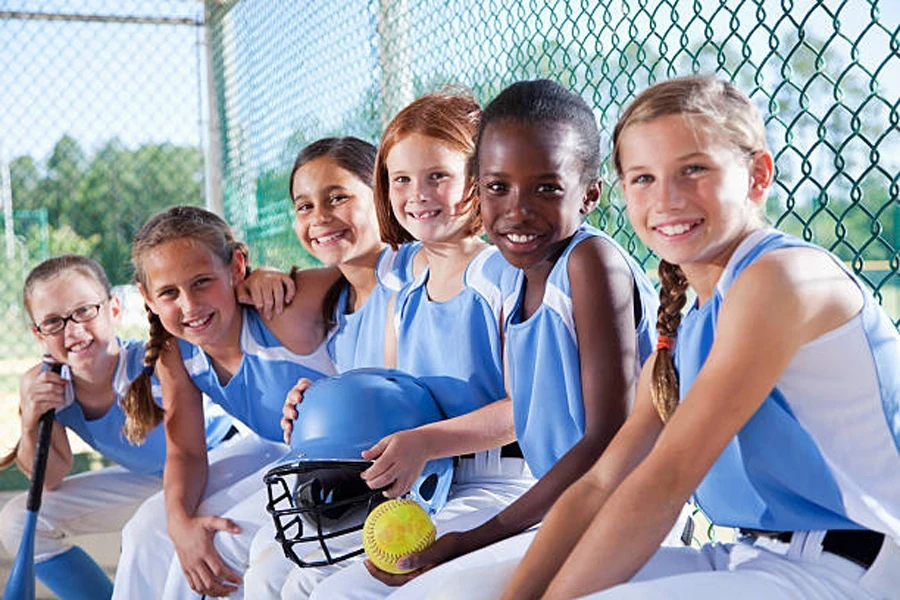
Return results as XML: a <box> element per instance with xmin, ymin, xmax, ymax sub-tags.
<box><xmin>264</xmin><ymin>460</ymin><xmax>387</xmax><ymax>567</ymax></box>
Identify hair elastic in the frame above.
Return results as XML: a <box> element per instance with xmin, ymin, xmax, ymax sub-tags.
<box><xmin>656</xmin><ymin>335</ymin><xmax>675</xmax><ymax>352</ymax></box>
<box><xmin>142</xmin><ymin>365</ymin><xmax>154</xmax><ymax>377</ymax></box>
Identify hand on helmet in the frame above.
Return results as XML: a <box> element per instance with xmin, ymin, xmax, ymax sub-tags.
<box><xmin>236</xmin><ymin>266</ymin><xmax>296</xmax><ymax>320</ymax></box>
<box><xmin>170</xmin><ymin>515</ymin><xmax>243</xmax><ymax>597</ymax></box>
<box><xmin>363</xmin><ymin>530</ymin><xmax>467</xmax><ymax>586</ymax></box>
<box><xmin>360</xmin><ymin>428</ymin><xmax>429</xmax><ymax>497</ymax></box>
<box><xmin>281</xmin><ymin>377</ymin><xmax>314</xmax><ymax>444</ymax></box>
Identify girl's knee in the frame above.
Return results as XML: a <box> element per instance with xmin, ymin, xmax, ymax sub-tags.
<box><xmin>0</xmin><ymin>492</ymin><xmax>28</xmax><ymax>552</ymax></box>
<box><xmin>120</xmin><ymin>499</ymin><xmax>166</xmax><ymax>550</ymax></box>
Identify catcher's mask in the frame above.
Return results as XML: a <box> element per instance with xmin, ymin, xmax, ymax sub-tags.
<box><xmin>264</xmin><ymin>368</ymin><xmax>454</xmax><ymax>567</ymax></box>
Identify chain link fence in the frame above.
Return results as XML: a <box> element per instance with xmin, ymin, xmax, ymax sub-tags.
<box><xmin>0</xmin><ymin>1</ymin><xmax>207</xmax><ymax>461</ymax></box>
<box><xmin>209</xmin><ymin>0</ymin><xmax>898</xmax><ymax>330</ymax></box>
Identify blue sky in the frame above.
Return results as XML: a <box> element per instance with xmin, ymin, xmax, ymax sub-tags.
<box><xmin>0</xmin><ymin>0</ymin><xmax>204</xmax><ymax>161</ymax></box>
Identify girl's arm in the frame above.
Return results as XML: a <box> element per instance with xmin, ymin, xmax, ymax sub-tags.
<box><xmin>361</xmin><ymin>397</ymin><xmax>515</xmax><ymax>497</ymax></box>
<box><xmin>534</xmin><ymin>250</ymin><xmax>854</xmax><ymax>599</ymax></box>
<box><xmin>265</xmin><ymin>266</ymin><xmax>341</xmax><ymax>355</ymax></box>
<box><xmin>403</xmin><ymin>238</ymin><xmax>638</xmax><ymax>569</ymax></box>
<box><xmin>383</xmin><ymin>294</ymin><xmax>398</xmax><ymax>369</ymax></box>
<box><xmin>157</xmin><ymin>342</ymin><xmax>242</xmax><ymax>596</ymax></box>
<box><xmin>503</xmin><ymin>363</ymin><xmax>664</xmax><ymax>599</ymax></box>
<box><xmin>14</xmin><ymin>364</ymin><xmax>73</xmax><ymax>490</ymax></box>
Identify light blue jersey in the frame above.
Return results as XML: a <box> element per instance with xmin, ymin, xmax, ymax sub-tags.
<box><xmin>327</xmin><ymin>243</ymin><xmax>419</xmax><ymax>372</ymax></box>
<box><xmin>394</xmin><ymin>246</ymin><xmax>506</xmax><ymax>417</ymax></box>
<box><xmin>503</xmin><ymin>225</ymin><xmax>659</xmax><ymax>478</ymax></box>
<box><xmin>179</xmin><ymin>309</ymin><xmax>336</xmax><ymax>442</ymax></box>
<box><xmin>678</xmin><ymin>229</ymin><xmax>900</xmax><ymax>537</ymax></box>
<box><xmin>55</xmin><ymin>339</ymin><xmax>234</xmax><ymax>476</ymax></box>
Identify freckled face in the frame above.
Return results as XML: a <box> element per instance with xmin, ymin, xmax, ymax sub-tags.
<box><xmin>619</xmin><ymin>114</ymin><xmax>762</xmax><ymax>268</ymax></box>
<box><xmin>139</xmin><ymin>239</ymin><xmax>244</xmax><ymax>349</ymax></box>
<box><xmin>385</xmin><ymin>133</ymin><xmax>472</xmax><ymax>244</ymax></box>
<box><xmin>478</xmin><ymin>121</ymin><xmax>596</xmax><ymax>271</ymax></box>
<box><xmin>291</xmin><ymin>157</ymin><xmax>382</xmax><ymax>267</ymax></box>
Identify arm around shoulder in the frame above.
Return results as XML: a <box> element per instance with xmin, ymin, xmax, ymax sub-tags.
<box><xmin>265</xmin><ymin>266</ymin><xmax>341</xmax><ymax>355</ymax></box>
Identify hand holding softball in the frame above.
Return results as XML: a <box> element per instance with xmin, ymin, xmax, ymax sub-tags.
<box><xmin>363</xmin><ymin>499</ymin><xmax>436</xmax><ymax>575</ymax></box>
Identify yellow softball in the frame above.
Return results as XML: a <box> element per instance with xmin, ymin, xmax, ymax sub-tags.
<box><xmin>362</xmin><ymin>498</ymin><xmax>436</xmax><ymax>574</ymax></box>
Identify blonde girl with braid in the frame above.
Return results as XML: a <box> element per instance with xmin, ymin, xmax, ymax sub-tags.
<box><xmin>490</xmin><ymin>75</ymin><xmax>900</xmax><ymax>599</ymax></box>
<box><xmin>112</xmin><ymin>206</ymin><xmax>338</xmax><ymax>600</ymax></box>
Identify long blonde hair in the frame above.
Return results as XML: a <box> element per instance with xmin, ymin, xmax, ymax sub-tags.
<box><xmin>121</xmin><ymin>206</ymin><xmax>249</xmax><ymax>444</ymax></box>
<box><xmin>612</xmin><ymin>75</ymin><xmax>768</xmax><ymax>422</ymax></box>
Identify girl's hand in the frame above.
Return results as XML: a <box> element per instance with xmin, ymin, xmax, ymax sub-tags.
<box><xmin>236</xmin><ymin>267</ymin><xmax>296</xmax><ymax>320</ymax></box>
<box><xmin>19</xmin><ymin>368</ymin><xmax>68</xmax><ymax>432</ymax></box>
<box><xmin>170</xmin><ymin>514</ymin><xmax>243</xmax><ymax>597</ymax></box>
<box><xmin>362</xmin><ymin>531</ymin><xmax>466</xmax><ymax>586</ymax></box>
<box><xmin>281</xmin><ymin>377</ymin><xmax>314</xmax><ymax>444</ymax></box>
<box><xmin>361</xmin><ymin>429</ymin><xmax>429</xmax><ymax>497</ymax></box>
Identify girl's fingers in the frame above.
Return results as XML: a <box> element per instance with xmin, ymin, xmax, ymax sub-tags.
<box><xmin>361</xmin><ymin>437</ymin><xmax>390</xmax><ymax>460</ymax></box>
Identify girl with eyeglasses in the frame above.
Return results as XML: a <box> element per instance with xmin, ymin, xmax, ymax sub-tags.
<box><xmin>0</xmin><ymin>254</ymin><xmax>235</xmax><ymax>600</ymax></box>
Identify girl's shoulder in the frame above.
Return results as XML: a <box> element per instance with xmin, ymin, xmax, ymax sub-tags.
<box><xmin>565</xmin><ymin>226</ymin><xmax>645</xmax><ymax>288</ymax></box>
<box><xmin>265</xmin><ymin>266</ymin><xmax>341</xmax><ymax>353</ymax></box>
<box><xmin>377</xmin><ymin>242</ymin><xmax>422</xmax><ymax>291</ymax></box>
<box><xmin>463</xmin><ymin>244</ymin><xmax>516</xmax><ymax>311</ymax></box>
<box><xmin>720</xmin><ymin>230</ymin><xmax>858</xmax><ymax>302</ymax></box>
<box><xmin>720</xmin><ymin>232</ymin><xmax>864</xmax><ymax>347</ymax></box>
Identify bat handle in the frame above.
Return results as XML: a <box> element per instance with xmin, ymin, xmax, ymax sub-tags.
<box><xmin>25</xmin><ymin>409</ymin><xmax>55</xmax><ymax>513</ymax></box>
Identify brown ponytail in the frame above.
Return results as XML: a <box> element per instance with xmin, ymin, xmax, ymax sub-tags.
<box><xmin>121</xmin><ymin>309</ymin><xmax>169</xmax><ymax>444</ymax></box>
<box><xmin>0</xmin><ymin>441</ymin><xmax>19</xmax><ymax>470</ymax></box>
<box><xmin>651</xmin><ymin>260</ymin><xmax>688</xmax><ymax>423</ymax></box>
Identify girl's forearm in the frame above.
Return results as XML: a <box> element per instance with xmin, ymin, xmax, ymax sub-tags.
<box><xmin>544</xmin><ymin>462</ymin><xmax>690</xmax><ymax>599</ymax></box>
<box><xmin>501</xmin><ymin>474</ymin><xmax>612</xmax><ymax>600</ymax></box>
<box><xmin>16</xmin><ymin>424</ymin><xmax>72</xmax><ymax>489</ymax></box>
<box><xmin>466</xmin><ymin>437</ymin><xmax>606</xmax><ymax>549</ymax></box>
<box><xmin>419</xmin><ymin>398</ymin><xmax>515</xmax><ymax>459</ymax></box>
<box><xmin>163</xmin><ymin>453</ymin><xmax>208</xmax><ymax>531</ymax></box>
<box><xmin>502</xmin><ymin>400</ymin><xmax>663</xmax><ymax>599</ymax></box>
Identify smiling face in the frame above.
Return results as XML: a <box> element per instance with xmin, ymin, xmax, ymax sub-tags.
<box><xmin>29</xmin><ymin>271</ymin><xmax>120</xmax><ymax>372</ymax></box>
<box><xmin>479</xmin><ymin>120</ymin><xmax>598</xmax><ymax>272</ymax></box>
<box><xmin>138</xmin><ymin>238</ymin><xmax>245</xmax><ymax>350</ymax></box>
<box><xmin>619</xmin><ymin>113</ymin><xmax>770</xmax><ymax>271</ymax></box>
<box><xmin>291</xmin><ymin>157</ymin><xmax>383</xmax><ymax>268</ymax></box>
<box><xmin>385</xmin><ymin>133</ymin><xmax>472</xmax><ymax>244</ymax></box>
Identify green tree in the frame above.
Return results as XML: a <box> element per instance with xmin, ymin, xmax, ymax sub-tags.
<box><xmin>8</xmin><ymin>156</ymin><xmax>41</xmax><ymax>210</ymax></box>
<box><xmin>36</xmin><ymin>135</ymin><xmax>87</xmax><ymax>228</ymax></box>
<box><xmin>75</xmin><ymin>140</ymin><xmax>204</xmax><ymax>283</ymax></box>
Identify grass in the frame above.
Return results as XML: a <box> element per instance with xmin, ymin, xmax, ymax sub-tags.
<box><xmin>0</xmin><ymin>452</ymin><xmax>115</xmax><ymax>491</ymax></box>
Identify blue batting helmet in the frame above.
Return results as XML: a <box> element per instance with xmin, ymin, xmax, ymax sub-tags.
<box><xmin>264</xmin><ymin>368</ymin><xmax>454</xmax><ymax>567</ymax></box>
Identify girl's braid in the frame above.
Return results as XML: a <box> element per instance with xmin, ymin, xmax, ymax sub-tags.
<box><xmin>651</xmin><ymin>260</ymin><xmax>688</xmax><ymax>422</ymax></box>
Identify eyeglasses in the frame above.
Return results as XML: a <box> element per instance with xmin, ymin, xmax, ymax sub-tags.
<box><xmin>34</xmin><ymin>300</ymin><xmax>107</xmax><ymax>336</ymax></box>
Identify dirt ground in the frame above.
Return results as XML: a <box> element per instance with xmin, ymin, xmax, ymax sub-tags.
<box><xmin>0</xmin><ymin>491</ymin><xmax>120</xmax><ymax>597</ymax></box>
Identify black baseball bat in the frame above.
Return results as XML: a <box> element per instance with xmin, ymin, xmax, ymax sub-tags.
<box><xmin>3</xmin><ymin>361</ymin><xmax>63</xmax><ymax>600</ymax></box>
